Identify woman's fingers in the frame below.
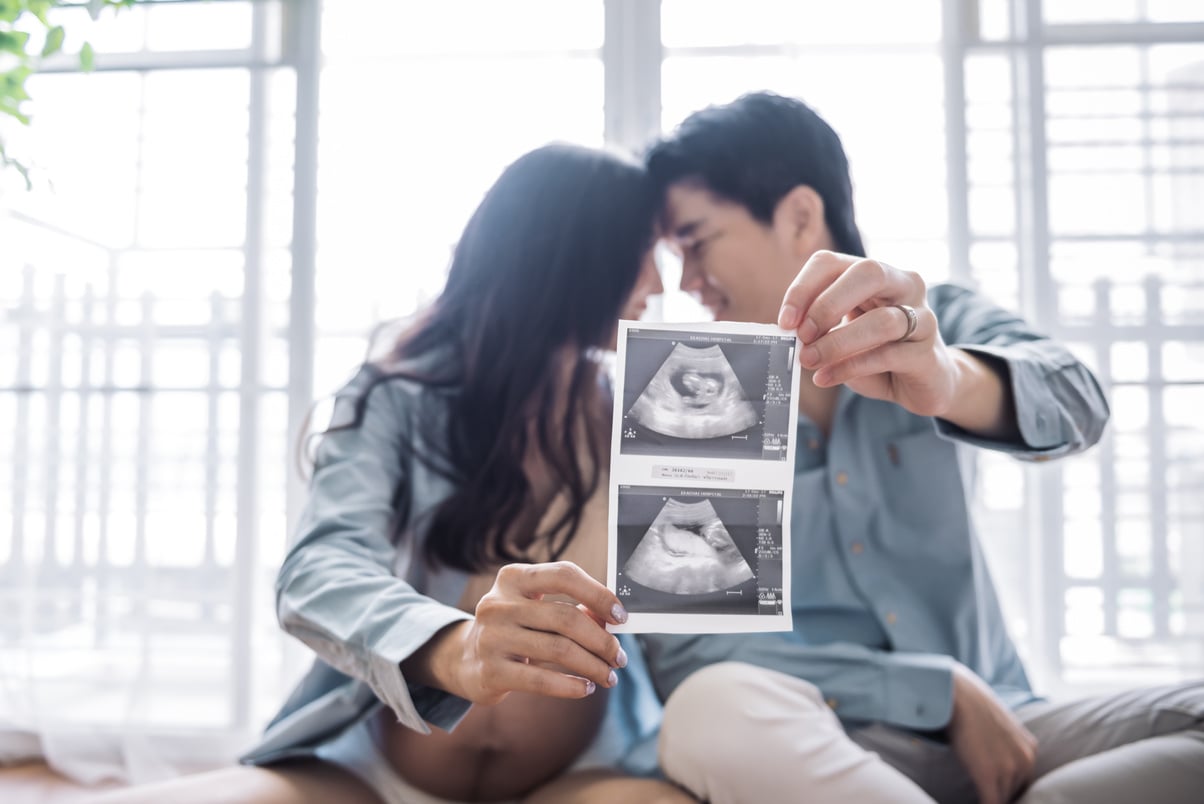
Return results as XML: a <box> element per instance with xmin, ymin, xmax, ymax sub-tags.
<box><xmin>519</xmin><ymin>598</ymin><xmax>626</xmax><ymax>668</ymax></box>
<box><xmin>471</xmin><ymin>562</ymin><xmax>629</xmax><ymax>703</ymax></box>
<box><xmin>478</xmin><ymin>591</ymin><xmax>623</xmax><ymax>671</ymax></box>
<box><xmin>504</xmin><ymin>625</ymin><xmax>618</xmax><ymax>689</ymax></box>
<box><xmin>499</xmin><ymin>561</ymin><xmax>627</xmax><ymax>626</ymax></box>
<box><xmin>490</xmin><ymin>660</ymin><xmax>599</xmax><ymax>700</ymax></box>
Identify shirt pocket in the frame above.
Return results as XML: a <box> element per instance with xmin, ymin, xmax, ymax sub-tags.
<box><xmin>876</xmin><ymin>426</ymin><xmax>966</xmax><ymax>533</ymax></box>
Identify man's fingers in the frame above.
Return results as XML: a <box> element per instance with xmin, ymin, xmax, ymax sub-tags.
<box><xmin>813</xmin><ymin>342</ymin><xmax>916</xmax><ymax>388</ymax></box>
<box><xmin>778</xmin><ymin>250</ymin><xmax>851</xmax><ymax>333</ymax></box>
<box><xmin>493</xmin><ymin>660</ymin><xmax>598</xmax><ymax>700</ymax></box>
<box><xmin>498</xmin><ymin>562</ymin><xmax>628</xmax><ymax>626</ymax></box>
<box><xmin>800</xmin><ymin>307</ymin><xmax>918</xmax><ymax>370</ymax></box>
<box><xmin>800</xmin><ymin>259</ymin><xmax>913</xmax><ymax>342</ymax></box>
<box><xmin>974</xmin><ymin>777</ymin><xmax>1002</xmax><ymax>804</ymax></box>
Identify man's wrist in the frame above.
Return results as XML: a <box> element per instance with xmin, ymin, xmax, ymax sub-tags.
<box><xmin>941</xmin><ymin>349</ymin><xmax>1015</xmax><ymax>438</ymax></box>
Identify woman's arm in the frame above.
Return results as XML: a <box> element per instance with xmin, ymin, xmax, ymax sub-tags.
<box><xmin>275</xmin><ymin>372</ymin><xmax>475</xmax><ymax>733</ymax></box>
<box><xmin>277</xmin><ymin>371</ymin><xmax>629</xmax><ymax>733</ymax></box>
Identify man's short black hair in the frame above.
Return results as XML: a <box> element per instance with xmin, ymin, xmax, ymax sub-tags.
<box><xmin>646</xmin><ymin>91</ymin><xmax>866</xmax><ymax>257</ymax></box>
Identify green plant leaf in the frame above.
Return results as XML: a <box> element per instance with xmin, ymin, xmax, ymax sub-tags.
<box><xmin>0</xmin><ymin>96</ymin><xmax>30</xmax><ymax>125</ymax></box>
<box><xmin>42</xmin><ymin>25</ymin><xmax>64</xmax><ymax>57</ymax></box>
<box><xmin>2</xmin><ymin>65</ymin><xmax>32</xmax><ymax>93</ymax></box>
<box><xmin>0</xmin><ymin>29</ymin><xmax>31</xmax><ymax>54</ymax></box>
<box><xmin>28</xmin><ymin>0</ymin><xmax>53</xmax><ymax>25</ymax></box>
<box><xmin>80</xmin><ymin>41</ymin><xmax>94</xmax><ymax>71</ymax></box>
<box><xmin>0</xmin><ymin>0</ymin><xmax>22</xmax><ymax>25</ymax></box>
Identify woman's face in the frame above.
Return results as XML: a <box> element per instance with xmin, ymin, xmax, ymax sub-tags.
<box><xmin>620</xmin><ymin>249</ymin><xmax>665</xmax><ymax>321</ymax></box>
<box><xmin>604</xmin><ymin>250</ymin><xmax>663</xmax><ymax>352</ymax></box>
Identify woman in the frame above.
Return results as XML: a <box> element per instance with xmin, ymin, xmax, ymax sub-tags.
<box><xmin>89</xmin><ymin>144</ymin><xmax>689</xmax><ymax>803</ymax></box>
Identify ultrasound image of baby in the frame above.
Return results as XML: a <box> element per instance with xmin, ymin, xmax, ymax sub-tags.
<box><xmin>623</xmin><ymin>498</ymin><xmax>755</xmax><ymax>595</ymax></box>
<box><xmin>627</xmin><ymin>343</ymin><xmax>758</xmax><ymax>439</ymax></box>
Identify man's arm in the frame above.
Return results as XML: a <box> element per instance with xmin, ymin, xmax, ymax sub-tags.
<box><xmin>779</xmin><ymin>252</ymin><xmax>1108</xmax><ymax>458</ymax></box>
<box><xmin>929</xmin><ymin>282</ymin><xmax>1109</xmax><ymax>459</ymax></box>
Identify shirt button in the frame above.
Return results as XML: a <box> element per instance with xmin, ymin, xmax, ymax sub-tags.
<box><xmin>826</xmin><ymin>698</ymin><xmax>839</xmax><ymax>710</ymax></box>
<box><xmin>885</xmin><ymin>612</ymin><xmax>898</xmax><ymax>625</ymax></box>
<box><xmin>851</xmin><ymin>541</ymin><xmax>864</xmax><ymax>555</ymax></box>
<box><xmin>835</xmin><ymin>472</ymin><xmax>848</xmax><ymax>486</ymax></box>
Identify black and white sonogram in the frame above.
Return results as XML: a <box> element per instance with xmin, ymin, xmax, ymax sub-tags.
<box><xmin>624</xmin><ymin>498</ymin><xmax>754</xmax><ymax>594</ymax></box>
<box><xmin>615</xmin><ymin>486</ymin><xmax>785</xmax><ymax>617</ymax></box>
<box><xmin>620</xmin><ymin>330</ymin><xmax>795</xmax><ymax>461</ymax></box>
<box><xmin>628</xmin><ymin>344</ymin><xmax>758</xmax><ymax>439</ymax></box>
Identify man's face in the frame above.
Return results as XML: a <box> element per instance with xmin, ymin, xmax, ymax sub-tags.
<box><xmin>661</xmin><ymin>182</ymin><xmax>801</xmax><ymax>324</ymax></box>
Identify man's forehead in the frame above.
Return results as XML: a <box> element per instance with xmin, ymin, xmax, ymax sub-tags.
<box><xmin>662</xmin><ymin>182</ymin><xmax>722</xmax><ymax>238</ymax></box>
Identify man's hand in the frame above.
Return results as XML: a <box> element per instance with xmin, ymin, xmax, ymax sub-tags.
<box><xmin>778</xmin><ymin>251</ymin><xmax>1017</xmax><ymax>437</ymax></box>
<box><xmin>777</xmin><ymin>251</ymin><xmax>958</xmax><ymax>416</ymax></box>
<box><xmin>948</xmin><ymin>663</ymin><xmax>1038</xmax><ymax>804</ymax></box>
<box><xmin>413</xmin><ymin>562</ymin><xmax>629</xmax><ymax>706</ymax></box>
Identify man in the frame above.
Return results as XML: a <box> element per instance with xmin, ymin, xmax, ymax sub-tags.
<box><xmin>640</xmin><ymin>92</ymin><xmax>1204</xmax><ymax>804</ymax></box>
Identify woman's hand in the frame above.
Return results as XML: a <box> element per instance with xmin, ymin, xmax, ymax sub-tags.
<box><xmin>418</xmin><ymin>562</ymin><xmax>629</xmax><ymax>706</ymax></box>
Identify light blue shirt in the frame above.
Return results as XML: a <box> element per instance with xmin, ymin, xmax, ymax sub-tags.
<box><xmin>242</xmin><ymin>283</ymin><xmax>1108</xmax><ymax>775</ymax></box>
<box><xmin>639</xmin><ymin>283</ymin><xmax>1110</xmax><ymax>732</ymax></box>
<box><xmin>241</xmin><ymin>356</ymin><xmax>663</xmax><ymax>774</ymax></box>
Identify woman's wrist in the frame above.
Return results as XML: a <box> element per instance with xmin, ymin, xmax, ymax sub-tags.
<box><xmin>401</xmin><ymin>619</ymin><xmax>473</xmax><ymax>697</ymax></box>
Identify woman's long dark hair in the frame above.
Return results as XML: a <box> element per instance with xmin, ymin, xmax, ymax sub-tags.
<box><xmin>336</xmin><ymin>144</ymin><xmax>655</xmax><ymax>572</ymax></box>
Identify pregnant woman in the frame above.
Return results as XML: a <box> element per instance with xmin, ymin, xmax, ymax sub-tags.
<box><xmin>90</xmin><ymin>144</ymin><xmax>691</xmax><ymax>803</ymax></box>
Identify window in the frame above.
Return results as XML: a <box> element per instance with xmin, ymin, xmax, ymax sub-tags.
<box><xmin>957</xmin><ymin>0</ymin><xmax>1204</xmax><ymax>692</ymax></box>
<box><xmin>314</xmin><ymin>1</ymin><xmax>605</xmax><ymax>397</ymax></box>
<box><xmin>658</xmin><ymin>0</ymin><xmax>951</xmax><ymax>317</ymax></box>
<box><xmin>2</xmin><ymin>0</ymin><xmax>1200</xmax><ymax>768</ymax></box>
<box><xmin>0</xmin><ymin>0</ymin><xmax>298</xmax><ymax>761</ymax></box>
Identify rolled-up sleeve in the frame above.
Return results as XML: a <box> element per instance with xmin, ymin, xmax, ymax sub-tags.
<box><xmin>930</xmin><ymin>283</ymin><xmax>1110</xmax><ymax>460</ymax></box>
<box><xmin>276</xmin><ymin>372</ymin><xmax>473</xmax><ymax>734</ymax></box>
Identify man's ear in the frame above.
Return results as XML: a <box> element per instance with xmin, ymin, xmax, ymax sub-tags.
<box><xmin>772</xmin><ymin>185</ymin><xmax>829</xmax><ymax>260</ymax></box>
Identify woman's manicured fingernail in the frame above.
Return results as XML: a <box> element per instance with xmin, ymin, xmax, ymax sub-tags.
<box><xmin>611</xmin><ymin>603</ymin><xmax>628</xmax><ymax>624</ymax></box>
<box><xmin>615</xmin><ymin>646</ymin><xmax>628</xmax><ymax>668</ymax></box>
<box><xmin>607</xmin><ymin>670</ymin><xmax>618</xmax><ymax>687</ymax></box>
<box><xmin>585</xmin><ymin>680</ymin><xmax>596</xmax><ymax>696</ymax></box>
<box><xmin>799</xmin><ymin>318</ymin><xmax>818</xmax><ymax>343</ymax></box>
<box><xmin>778</xmin><ymin>304</ymin><xmax>800</xmax><ymax>330</ymax></box>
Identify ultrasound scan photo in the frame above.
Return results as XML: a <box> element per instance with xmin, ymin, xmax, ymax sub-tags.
<box><xmin>627</xmin><ymin>343</ymin><xmax>759</xmax><ymax>440</ymax></box>
<box><xmin>622</xmin><ymin>498</ymin><xmax>755</xmax><ymax>595</ymax></box>
<box><xmin>608</xmin><ymin>321</ymin><xmax>799</xmax><ymax>633</ymax></box>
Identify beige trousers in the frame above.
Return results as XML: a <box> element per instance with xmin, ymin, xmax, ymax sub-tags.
<box><xmin>659</xmin><ymin>662</ymin><xmax>1204</xmax><ymax>804</ymax></box>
